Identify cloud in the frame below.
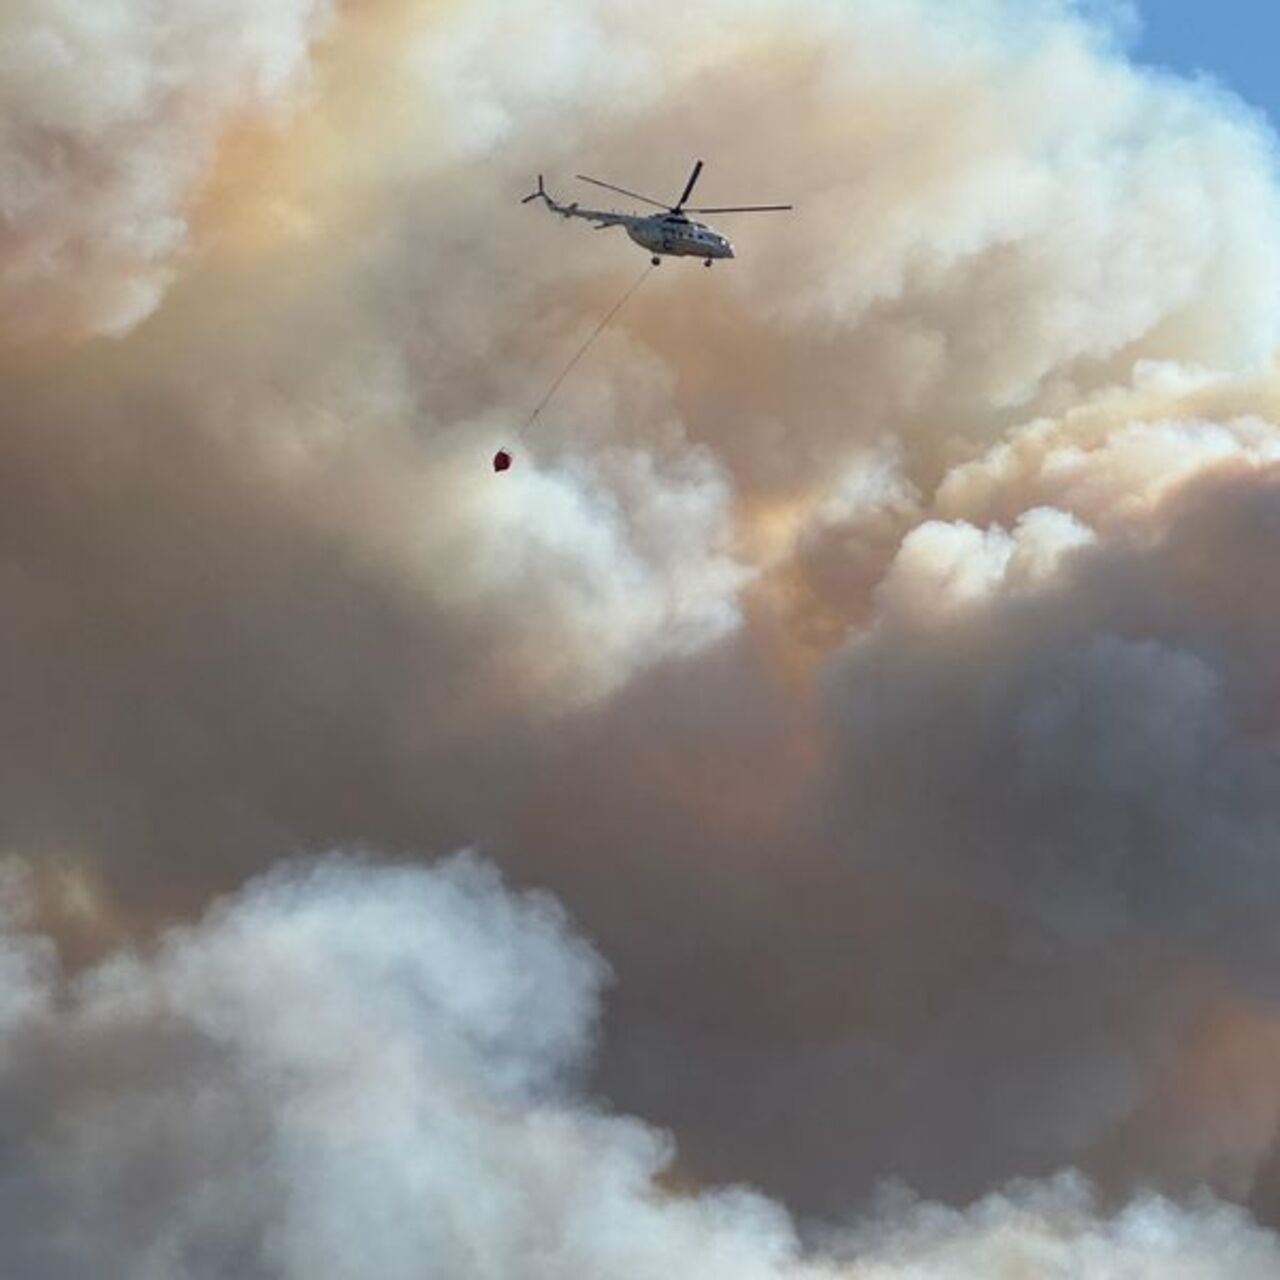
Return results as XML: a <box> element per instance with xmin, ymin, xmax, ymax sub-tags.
<box><xmin>829</xmin><ymin>462</ymin><xmax>1280</xmax><ymax>955</ymax></box>
<box><xmin>2</xmin><ymin>851</ymin><xmax>1279</xmax><ymax>1278</ymax></box>
<box><xmin>0</xmin><ymin>0</ymin><xmax>334</xmax><ymax>338</ymax></box>
<box><xmin>5</xmin><ymin>0</ymin><xmax>1280</xmax><ymax>1259</ymax></box>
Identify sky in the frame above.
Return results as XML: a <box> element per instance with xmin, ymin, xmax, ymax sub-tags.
<box><xmin>8</xmin><ymin>1</ymin><xmax>1280</xmax><ymax>1276</ymax></box>
<box><xmin>1135</xmin><ymin>0</ymin><xmax>1280</xmax><ymax>128</ymax></box>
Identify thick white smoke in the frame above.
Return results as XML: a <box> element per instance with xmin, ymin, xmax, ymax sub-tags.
<box><xmin>2</xmin><ymin>852</ymin><xmax>1279</xmax><ymax>1279</ymax></box>
<box><xmin>6</xmin><ymin>0</ymin><xmax>1280</xmax><ymax>1269</ymax></box>
<box><xmin>0</xmin><ymin>0</ymin><xmax>333</xmax><ymax>338</ymax></box>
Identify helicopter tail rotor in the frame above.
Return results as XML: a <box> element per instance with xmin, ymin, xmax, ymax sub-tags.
<box><xmin>521</xmin><ymin>174</ymin><xmax>546</xmax><ymax>204</ymax></box>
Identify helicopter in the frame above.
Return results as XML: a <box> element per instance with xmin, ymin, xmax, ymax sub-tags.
<box><xmin>522</xmin><ymin>160</ymin><xmax>791</xmax><ymax>266</ymax></box>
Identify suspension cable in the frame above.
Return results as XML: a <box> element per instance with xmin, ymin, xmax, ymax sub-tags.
<box><xmin>518</xmin><ymin>261</ymin><xmax>656</xmax><ymax>438</ymax></box>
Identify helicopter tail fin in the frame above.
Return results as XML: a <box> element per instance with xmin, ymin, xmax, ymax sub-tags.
<box><xmin>520</xmin><ymin>174</ymin><xmax>546</xmax><ymax>205</ymax></box>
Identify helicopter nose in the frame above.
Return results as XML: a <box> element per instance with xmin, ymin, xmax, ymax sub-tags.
<box><xmin>724</xmin><ymin>241</ymin><xmax>735</xmax><ymax>258</ymax></box>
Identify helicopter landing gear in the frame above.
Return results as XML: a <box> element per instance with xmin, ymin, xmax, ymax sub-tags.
<box><xmin>651</xmin><ymin>256</ymin><xmax>661</xmax><ymax>266</ymax></box>
<box><xmin>704</xmin><ymin>258</ymin><xmax>712</xmax><ymax>267</ymax></box>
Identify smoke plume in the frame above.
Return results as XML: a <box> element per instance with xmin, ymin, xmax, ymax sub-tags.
<box><xmin>0</xmin><ymin>0</ymin><xmax>335</xmax><ymax>339</ymax></box>
<box><xmin>3</xmin><ymin>852</ymin><xmax>1280</xmax><ymax>1278</ymax></box>
<box><xmin>6</xmin><ymin>0</ymin><xmax>1280</xmax><ymax>1270</ymax></box>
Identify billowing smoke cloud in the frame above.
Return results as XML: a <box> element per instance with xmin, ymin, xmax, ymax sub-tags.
<box><xmin>6</xmin><ymin>0</ymin><xmax>1280</xmax><ymax>1269</ymax></box>
<box><xmin>0</xmin><ymin>0</ymin><xmax>333</xmax><ymax>338</ymax></box>
<box><xmin>4</xmin><ymin>851</ymin><xmax>1280</xmax><ymax>1278</ymax></box>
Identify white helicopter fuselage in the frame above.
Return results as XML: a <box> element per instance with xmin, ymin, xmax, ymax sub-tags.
<box><xmin>625</xmin><ymin>214</ymin><xmax>734</xmax><ymax>260</ymax></box>
<box><xmin>525</xmin><ymin>179</ymin><xmax>737</xmax><ymax>263</ymax></box>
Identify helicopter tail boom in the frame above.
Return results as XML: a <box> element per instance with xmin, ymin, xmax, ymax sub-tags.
<box><xmin>522</xmin><ymin>175</ymin><xmax>632</xmax><ymax>228</ymax></box>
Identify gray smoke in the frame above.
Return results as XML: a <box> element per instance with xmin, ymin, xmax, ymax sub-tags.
<box><xmin>0</xmin><ymin>0</ymin><xmax>335</xmax><ymax>339</ymax></box>
<box><xmin>5</xmin><ymin>0</ymin><xmax>1280</xmax><ymax>1269</ymax></box>
<box><xmin>2</xmin><ymin>852</ymin><xmax>1279</xmax><ymax>1278</ymax></box>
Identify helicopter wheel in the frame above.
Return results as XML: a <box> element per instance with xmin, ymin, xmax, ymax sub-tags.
<box><xmin>704</xmin><ymin>259</ymin><xmax>712</xmax><ymax>267</ymax></box>
<box><xmin>651</xmin><ymin>256</ymin><xmax>661</xmax><ymax>266</ymax></box>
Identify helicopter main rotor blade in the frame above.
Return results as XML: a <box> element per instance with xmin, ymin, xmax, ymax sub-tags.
<box><xmin>673</xmin><ymin>159</ymin><xmax>704</xmax><ymax>211</ymax></box>
<box><xmin>575</xmin><ymin>174</ymin><xmax>670</xmax><ymax>210</ymax></box>
<box><xmin>686</xmin><ymin>204</ymin><xmax>794</xmax><ymax>213</ymax></box>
